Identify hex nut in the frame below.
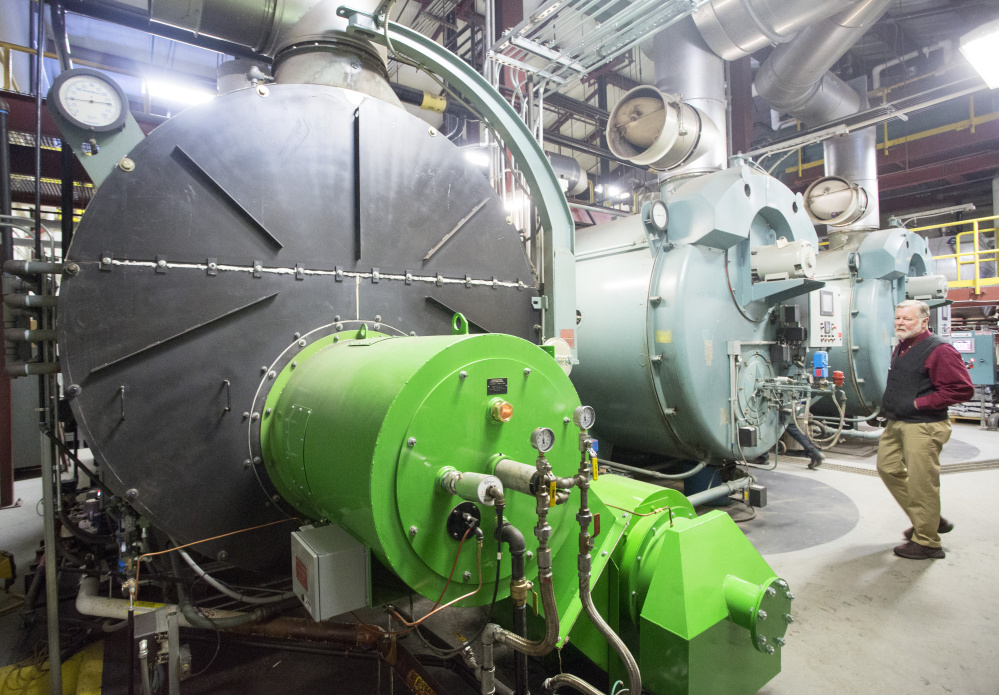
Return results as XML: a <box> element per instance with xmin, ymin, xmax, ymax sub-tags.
<box><xmin>118</xmin><ymin>157</ymin><xmax>135</xmax><ymax>172</ymax></box>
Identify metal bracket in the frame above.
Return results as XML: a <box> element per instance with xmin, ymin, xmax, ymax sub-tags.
<box><xmin>335</xmin><ymin>265</ymin><xmax>344</xmax><ymax>282</ymax></box>
<box><xmin>99</xmin><ymin>251</ymin><xmax>113</xmax><ymax>272</ymax></box>
<box><xmin>155</xmin><ymin>255</ymin><xmax>168</xmax><ymax>274</ymax></box>
<box><xmin>207</xmin><ymin>257</ymin><xmax>218</xmax><ymax>276</ymax></box>
<box><xmin>404</xmin><ymin>270</ymin><xmax>413</xmax><ymax>285</ymax></box>
<box><xmin>295</xmin><ymin>264</ymin><xmax>305</xmax><ymax>281</ymax></box>
<box><xmin>371</xmin><ymin>267</ymin><xmax>380</xmax><ymax>283</ymax></box>
<box><xmin>252</xmin><ymin>261</ymin><xmax>262</xmax><ymax>278</ymax></box>
<box><xmin>532</xmin><ymin>296</ymin><xmax>549</xmax><ymax>310</ymax></box>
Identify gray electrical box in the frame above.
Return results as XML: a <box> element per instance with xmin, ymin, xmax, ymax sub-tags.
<box><xmin>291</xmin><ymin>524</ymin><xmax>370</xmax><ymax>621</ymax></box>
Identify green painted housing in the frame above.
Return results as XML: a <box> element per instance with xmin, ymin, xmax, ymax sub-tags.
<box><xmin>260</xmin><ymin>325</ymin><xmax>584</xmax><ymax>605</ymax></box>
<box><xmin>259</xmin><ymin>322</ymin><xmax>791</xmax><ymax>693</ymax></box>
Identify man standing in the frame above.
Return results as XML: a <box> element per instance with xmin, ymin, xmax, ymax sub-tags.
<box><xmin>877</xmin><ymin>299</ymin><xmax>974</xmax><ymax>560</ymax></box>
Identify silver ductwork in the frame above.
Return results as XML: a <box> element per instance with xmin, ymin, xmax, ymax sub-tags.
<box><xmin>151</xmin><ymin>0</ymin><xmax>401</xmax><ymax>106</ymax></box>
<box><xmin>754</xmin><ymin>0</ymin><xmax>893</xmax><ymax>127</ymax></box>
<box><xmin>605</xmin><ymin>86</ymin><xmax>720</xmax><ymax>173</ymax></box>
<box><xmin>648</xmin><ymin>16</ymin><xmax>726</xmax><ymax>174</ymax></box>
<box><xmin>692</xmin><ymin>0</ymin><xmax>860</xmax><ymax>61</ymax></box>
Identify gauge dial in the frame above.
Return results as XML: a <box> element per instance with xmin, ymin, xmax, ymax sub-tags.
<box><xmin>650</xmin><ymin>201</ymin><xmax>669</xmax><ymax>230</ymax></box>
<box><xmin>572</xmin><ymin>405</ymin><xmax>596</xmax><ymax>430</ymax></box>
<box><xmin>530</xmin><ymin>427</ymin><xmax>555</xmax><ymax>453</ymax></box>
<box><xmin>50</xmin><ymin>68</ymin><xmax>128</xmax><ymax>132</ymax></box>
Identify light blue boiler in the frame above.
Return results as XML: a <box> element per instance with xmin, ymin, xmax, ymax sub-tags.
<box><xmin>572</xmin><ymin>166</ymin><xmax>820</xmax><ymax>463</ymax></box>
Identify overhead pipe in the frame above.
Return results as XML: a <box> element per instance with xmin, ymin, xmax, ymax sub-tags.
<box><xmin>692</xmin><ymin>0</ymin><xmax>861</xmax><ymax>61</ymax></box>
<box><xmin>871</xmin><ymin>41</ymin><xmax>953</xmax><ymax>90</ymax></box>
<box><xmin>754</xmin><ymin>0</ymin><xmax>894</xmax><ymax>127</ymax></box>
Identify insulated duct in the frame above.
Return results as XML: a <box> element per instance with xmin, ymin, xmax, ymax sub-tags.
<box><xmin>692</xmin><ymin>0</ymin><xmax>860</xmax><ymax>61</ymax></box>
<box><xmin>648</xmin><ymin>16</ymin><xmax>726</xmax><ymax>174</ymax></box>
<box><xmin>151</xmin><ymin>0</ymin><xmax>402</xmax><ymax>107</ymax></box>
<box><xmin>754</xmin><ymin>0</ymin><xmax>893</xmax><ymax>127</ymax></box>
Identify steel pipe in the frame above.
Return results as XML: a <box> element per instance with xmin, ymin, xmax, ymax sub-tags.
<box><xmin>6</xmin><ymin>361</ymin><xmax>61</xmax><ymax>376</ymax></box>
<box><xmin>4</xmin><ymin>328</ymin><xmax>58</xmax><ymax>342</ymax></box>
<box><xmin>754</xmin><ymin>0</ymin><xmax>893</xmax><ymax>126</ymax></box>
<box><xmin>685</xmin><ymin>475</ymin><xmax>753</xmax><ymax>507</ymax></box>
<box><xmin>3</xmin><ymin>294</ymin><xmax>58</xmax><ymax>308</ymax></box>
<box><xmin>692</xmin><ymin>0</ymin><xmax>858</xmax><ymax>60</ymax></box>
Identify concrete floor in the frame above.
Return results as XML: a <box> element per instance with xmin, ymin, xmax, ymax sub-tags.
<box><xmin>2</xmin><ymin>422</ymin><xmax>998</xmax><ymax>693</ymax></box>
<box><xmin>757</xmin><ymin>422</ymin><xmax>999</xmax><ymax>695</ymax></box>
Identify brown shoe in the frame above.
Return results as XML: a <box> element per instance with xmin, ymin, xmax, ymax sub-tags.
<box><xmin>903</xmin><ymin>517</ymin><xmax>954</xmax><ymax>540</ymax></box>
<box><xmin>893</xmin><ymin>540</ymin><xmax>945</xmax><ymax>560</ymax></box>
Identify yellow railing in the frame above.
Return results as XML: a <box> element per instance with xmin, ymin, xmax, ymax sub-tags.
<box><xmin>919</xmin><ymin>214</ymin><xmax>999</xmax><ymax>294</ymax></box>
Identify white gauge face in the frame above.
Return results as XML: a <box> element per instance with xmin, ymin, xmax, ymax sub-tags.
<box><xmin>651</xmin><ymin>201</ymin><xmax>668</xmax><ymax>230</ymax></box>
<box><xmin>573</xmin><ymin>405</ymin><xmax>596</xmax><ymax>430</ymax></box>
<box><xmin>531</xmin><ymin>427</ymin><xmax>555</xmax><ymax>453</ymax></box>
<box><xmin>58</xmin><ymin>75</ymin><xmax>124</xmax><ymax>129</ymax></box>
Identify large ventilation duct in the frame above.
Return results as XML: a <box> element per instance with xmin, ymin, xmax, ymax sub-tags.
<box><xmin>605</xmin><ymin>86</ymin><xmax>720</xmax><ymax>173</ymax></box>
<box><xmin>151</xmin><ymin>0</ymin><xmax>402</xmax><ymax>107</ymax></box>
<box><xmin>754</xmin><ymin>0</ymin><xmax>893</xmax><ymax>127</ymax></box>
<box><xmin>647</xmin><ymin>16</ymin><xmax>726</xmax><ymax>174</ymax></box>
<box><xmin>692</xmin><ymin>0</ymin><xmax>860</xmax><ymax>61</ymax></box>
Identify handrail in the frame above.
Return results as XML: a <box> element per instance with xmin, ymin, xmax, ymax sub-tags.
<box><xmin>923</xmin><ymin>214</ymin><xmax>999</xmax><ymax>294</ymax></box>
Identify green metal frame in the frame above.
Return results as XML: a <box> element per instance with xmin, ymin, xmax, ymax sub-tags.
<box><xmin>339</xmin><ymin>4</ymin><xmax>577</xmax><ymax>356</ymax></box>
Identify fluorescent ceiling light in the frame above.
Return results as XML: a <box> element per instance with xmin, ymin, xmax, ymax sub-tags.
<box><xmin>143</xmin><ymin>79</ymin><xmax>216</xmax><ymax>106</ymax></box>
<box><xmin>960</xmin><ymin>17</ymin><xmax>999</xmax><ymax>89</ymax></box>
<box><xmin>604</xmin><ymin>186</ymin><xmax>620</xmax><ymax>198</ymax></box>
<box><xmin>464</xmin><ymin>150</ymin><xmax>490</xmax><ymax>168</ymax></box>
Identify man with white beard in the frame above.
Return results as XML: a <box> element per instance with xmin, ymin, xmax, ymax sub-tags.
<box><xmin>877</xmin><ymin>299</ymin><xmax>974</xmax><ymax>560</ymax></box>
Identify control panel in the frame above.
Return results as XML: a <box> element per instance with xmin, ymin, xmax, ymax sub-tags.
<box><xmin>949</xmin><ymin>331</ymin><xmax>998</xmax><ymax>387</ymax></box>
<box><xmin>809</xmin><ymin>287</ymin><xmax>843</xmax><ymax>347</ymax></box>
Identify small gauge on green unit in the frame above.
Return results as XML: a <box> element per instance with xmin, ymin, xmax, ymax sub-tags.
<box><xmin>530</xmin><ymin>427</ymin><xmax>555</xmax><ymax>453</ymax></box>
<box><xmin>572</xmin><ymin>405</ymin><xmax>596</xmax><ymax>430</ymax></box>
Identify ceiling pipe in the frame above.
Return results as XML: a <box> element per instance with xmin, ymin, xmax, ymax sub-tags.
<box><xmin>753</xmin><ymin>0</ymin><xmax>894</xmax><ymax>128</ymax></box>
<box><xmin>752</xmin><ymin>0</ymin><xmax>893</xmax><ymax>233</ymax></box>
<box><xmin>692</xmin><ymin>0</ymin><xmax>861</xmax><ymax>61</ymax></box>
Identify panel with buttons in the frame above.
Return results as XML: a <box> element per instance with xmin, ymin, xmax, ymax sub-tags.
<box><xmin>808</xmin><ymin>288</ymin><xmax>843</xmax><ymax>347</ymax></box>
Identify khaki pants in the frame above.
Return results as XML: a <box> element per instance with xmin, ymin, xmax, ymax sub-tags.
<box><xmin>876</xmin><ymin>420</ymin><xmax>951</xmax><ymax>547</ymax></box>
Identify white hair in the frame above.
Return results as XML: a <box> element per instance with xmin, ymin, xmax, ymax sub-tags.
<box><xmin>896</xmin><ymin>299</ymin><xmax>930</xmax><ymax>320</ymax></box>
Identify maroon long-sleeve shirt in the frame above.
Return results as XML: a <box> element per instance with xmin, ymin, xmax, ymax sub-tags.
<box><xmin>893</xmin><ymin>330</ymin><xmax>975</xmax><ymax>410</ymax></box>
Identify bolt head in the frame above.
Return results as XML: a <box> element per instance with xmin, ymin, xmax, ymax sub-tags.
<box><xmin>335</xmin><ymin>323</ymin><xmax>343</xmax><ymax>331</ymax></box>
<box><xmin>217</xmin><ymin>550</ymin><xmax>228</xmax><ymax>562</ymax></box>
<box><xmin>253</xmin><ymin>264</ymin><xmax>263</xmax><ymax>272</ymax></box>
<box><xmin>298</xmin><ymin>339</ymin><xmax>306</xmax><ymax>347</ymax></box>
<box><xmin>784</xmin><ymin>614</ymin><xmax>794</xmax><ymax>624</ymax></box>
<box><xmin>463</xmin><ymin>570</ymin><xmax>472</xmax><ymax>581</ymax></box>
<box><xmin>765</xmin><ymin>645</ymin><xmax>775</xmax><ymax>655</ymax></box>
<box><xmin>757</xmin><ymin>636</ymin><xmax>767</xmax><ymax>645</ymax></box>
<box><xmin>524</xmin><ymin>368</ymin><xmax>531</xmax><ymax>375</ymax></box>
<box><xmin>243</xmin><ymin>459</ymin><xmax>251</xmax><ymax>469</ymax></box>
<box><xmin>253</xmin><ymin>457</ymin><xmax>262</xmax><ymax>464</ymax></box>
<box><xmin>251</xmin><ymin>412</ymin><xmax>260</xmax><ymax>421</ymax></box>
<box><xmin>101</xmin><ymin>256</ymin><xmax>112</xmax><ymax>265</ymax></box>
<box><xmin>408</xmin><ymin>437</ymin><xmax>417</xmax><ymax>447</ymax></box>
<box><xmin>459</xmin><ymin>371</ymin><xmax>468</xmax><ymax>380</ymax></box>
<box><xmin>125</xmin><ymin>488</ymin><xmax>138</xmax><ymax>501</ymax></box>
<box><xmin>428</xmin><ymin>126</ymin><xmax>437</xmax><ymax>136</ymax></box>
<box><xmin>786</xmin><ymin>591</ymin><xmax>795</xmax><ymax>600</ymax></box>
<box><xmin>265</xmin><ymin>408</ymin><xmax>272</xmax><ymax>416</ymax></box>
<box><xmin>526</xmin><ymin>551</ymin><xmax>534</xmax><ymax>559</ymax></box>
<box><xmin>409</xmin><ymin>526</ymin><xmax>418</xmax><ymax>536</ymax></box>
<box><xmin>767</xmin><ymin>587</ymin><xmax>777</xmax><ymax>597</ymax></box>
<box><xmin>775</xmin><ymin>637</ymin><xmax>785</xmax><ymax>647</ymax></box>
<box><xmin>66</xmin><ymin>384</ymin><xmax>81</xmax><ymax>397</ymax></box>
<box><xmin>64</xmin><ymin>262</ymin><xmax>80</xmax><ymax>276</ymax></box>
<box><xmin>208</xmin><ymin>262</ymin><xmax>217</xmax><ymax>270</ymax></box>
<box><xmin>601</xmin><ymin>551</ymin><xmax>608</xmax><ymax>557</ymax></box>
<box><xmin>757</xmin><ymin>609</ymin><xmax>768</xmax><ymax>621</ymax></box>
<box><xmin>156</xmin><ymin>259</ymin><xmax>167</xmax><ymax>268</ymax></box>
<box><xmin>375</xmin><ymin>315</ymin><xmax>382</xmax><ymax>322</ymax></box>
<box><xmin>291</xmin><ymin>361</ymin><xmax>297</xmax><ymax>369</ymax></box>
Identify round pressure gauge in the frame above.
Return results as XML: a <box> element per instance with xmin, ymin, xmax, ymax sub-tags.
<box><xmin>649</xmin><ymin>200</ymin><xmax>669</xmax><ymax>231</ymax></box>
<box><xmin>572</xmin><ymin>405</ymin><xmax>596</xmax><ymax>430</ymax></box>
<box><xmin>50</xmin><ymin>68</ymin><xmax>128</xmax><ymax>132</ymax></box>
<box><xmin>530</xmin><ymin>427</ymin><xmax>555</xmax><ymax>453</ymax></box>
